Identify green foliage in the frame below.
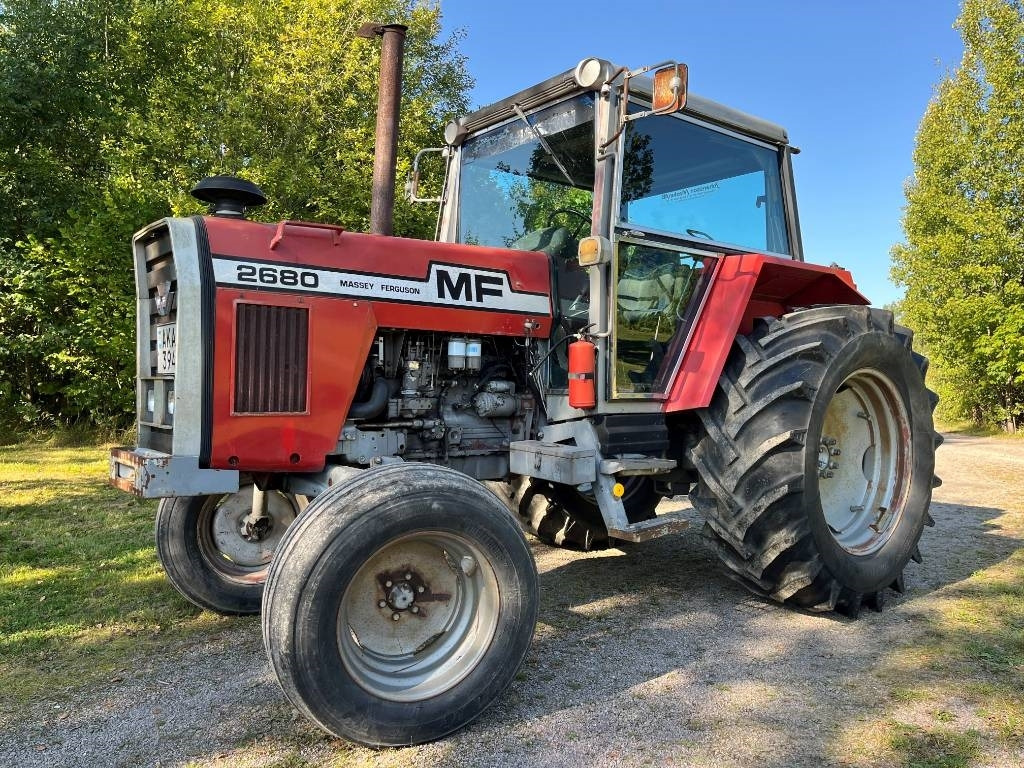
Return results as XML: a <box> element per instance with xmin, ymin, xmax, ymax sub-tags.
<box><xmin>0</xmin><ymin>0</ymin><xmax>470</xmax><ymax>429</ymax></box>
<box><xmin>892</xmin><ymin>0</ymin><xmax>1024</xmax><ymax>430</ymax></box>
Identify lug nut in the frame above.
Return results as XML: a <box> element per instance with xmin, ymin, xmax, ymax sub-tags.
<box><xmin>378</xmin><ymin>600</ymin><xmax>386</xmax><ymax>608</ymax></box>
<box><xmin>828</xmin><ymin>461</ymin><xmax>839</xmax><ymax>470</ymax></box>
<box><xmin>411</xmin><ymin>606</ymin><xmax>420</xmax><ymax>614</ymax></box>
<box><xmin>831</xmin><ymin>448</ymin><xmax>841</xmax><ymax>456</ymax></box>
<box><xmin>825</xmin><ymin>470</ymin><xmax>834</xmax><ymax>478</ymax></box>
<box><xmin>417</xmin><ymin>586</ymin><xmax>425</xmax><ymax>593</ymax></box>
<box><xmin>384</xmin><ymin>580</ymin><xmax>392</xmax><ymax>588</ymax></box>
<box><xmin>392</xmin><ymin>613</ymin><xmax>401</xmax><ymax>621</ymax></box>
<box><xmin>404</xmin><ymin>573</ymin><xmax>412</xmax><ymax>581</ymax></box>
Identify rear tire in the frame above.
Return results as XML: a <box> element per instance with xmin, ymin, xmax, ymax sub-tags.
<box><xmin>262</xmin><ymin>464</ymin><xmax>538</xmax><ymax>746</ymax></box>
<box><xmin>155</xmin><ymin>485</ymin><xmax>302</xmax><ymax>615</ymax></box>
<box><xmin>519</xmin><ymin>476</ymin><xmax>658</xmax><ymax>551</ymax></box>
<box><xmin>688</xmin><ymin>306</ymin><xmax>940</xmax><ymax>615</ymax></box>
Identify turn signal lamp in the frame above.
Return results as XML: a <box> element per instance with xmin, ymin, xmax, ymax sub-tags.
<box><xmin>578</xmin><ymin>235</ymin><xmax>612</xmax><ymax>267</ymax></box>
<box><xmin>652</xmin><ymin>63</ymin><xmax>687</xmax><ymax>114</ymax></box>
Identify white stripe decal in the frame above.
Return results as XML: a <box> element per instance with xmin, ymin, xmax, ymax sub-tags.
<box><xmin>212</xmin><ymin>257</ymin><xmax>550</xmax><ymax>315</ymax></box>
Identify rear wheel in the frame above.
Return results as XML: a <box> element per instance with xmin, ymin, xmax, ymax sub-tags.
<box><xmin>262</xmin><ymin>464</ymin><xmax>538</xmax><ymax>746</ymax></box>
<box><xmin>519</xmin><ymin>476</ymin><xmax>659</xmax><ymax>551</ymax></box>
<box><xmin>688</xmin><ymin>306</ymin><xmax>941</xmax><ymax>615</ymax></box>
<box><xmin>155</xmin><ymin>485</ymin><xmax>303</xmax><ymax>615</ymax></box>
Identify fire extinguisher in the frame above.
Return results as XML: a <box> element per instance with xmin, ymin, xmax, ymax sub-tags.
<box><xmin>567</xmin><ymin>337</ymin><xmax>597</xmax><ymax>409</ymax></box>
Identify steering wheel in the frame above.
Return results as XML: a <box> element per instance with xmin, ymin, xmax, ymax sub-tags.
<box><xmin>546</xmin><ymin>208</ymin><xmax>591</xmax><ymax>239</ymax></box>
<box><xmin>686</xmin><ymin>228</ymin><xmax>714</xmax><ymax>240</ymax></box>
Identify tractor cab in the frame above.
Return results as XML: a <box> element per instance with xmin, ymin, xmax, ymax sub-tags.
<box><xmin>415</xmin><ymin>58</ymin><xmax>804</xmax><ymax>418</ymax></box>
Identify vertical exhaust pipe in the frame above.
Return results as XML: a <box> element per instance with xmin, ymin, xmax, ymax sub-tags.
<box><xmin>358</xmin><ymin>22</ymin><xmax>408</xmax><ymax>236</ymax></box>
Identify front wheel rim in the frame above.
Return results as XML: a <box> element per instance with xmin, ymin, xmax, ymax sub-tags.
<box><xmin>818</xmin><ymin>368</ymin><xmax>912</xmax><ymax>555</ymax></box>
<box><xmin>338</xmin><ymin>531</ymin><xmax>501</xmax><ymax>702</ymax></box>
<box><xmin>198</xmin><ymin>489</ymin><xmax>298</xmax><ymax>580</ymax></box>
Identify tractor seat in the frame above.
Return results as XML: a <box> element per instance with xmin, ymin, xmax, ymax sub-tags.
<box><xmin>617</xmin><ymin>263</ymin><xmax>692</xmax><ymax>324</ymax></box>
<box><xmin>509</xmin><ymin>226</ymin><xmax>573</xmax><ymax>260</ymax></box>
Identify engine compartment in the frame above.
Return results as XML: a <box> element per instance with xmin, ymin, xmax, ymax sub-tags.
<box><xmin>336</xmin><ymin>331</ymin><xmax>537</xmax><ymax>479</ymax></box>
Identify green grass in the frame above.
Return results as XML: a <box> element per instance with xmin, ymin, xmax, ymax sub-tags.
<box><xmin>933</xmin><ymin>418</ymin><xmax>1024</xmax><ymax>439</ymax></box>
<box><xmin>0</xmin><ymin>441</ymin><xmax>235</xmax><ymax>721</ymax></box>
<box><xmin>888</xmin><ymin>724</ymin><xmax>982</xmax><ymax>768</ymax></box>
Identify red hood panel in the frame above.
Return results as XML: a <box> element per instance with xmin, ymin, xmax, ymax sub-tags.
<box><xmin>204</xmin><ymin>217</ymin><xmax>553</xmax><ymax>338</ymax></box>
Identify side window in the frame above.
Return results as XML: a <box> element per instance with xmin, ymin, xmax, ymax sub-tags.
<box><xmin>620</xmin><ymin>112</ymin><xmax>790</xmax><ymax>256</ymax></box>
<box><xmin>613</xmin><ymin>242</ymin><xmax>710</xmax><ymax>395</ymax></box>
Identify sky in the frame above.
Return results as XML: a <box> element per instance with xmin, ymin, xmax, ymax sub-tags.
<box><xmin>439</xmin><ymin>0</ymin><xmax>965</xmax><ymax>306</ymax></box>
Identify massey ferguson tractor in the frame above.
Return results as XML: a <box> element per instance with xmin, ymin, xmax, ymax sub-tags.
<box><xmin>109</xmin><ymin>26</ymin><xmax>940</xmax><ymax>746</ymax></box>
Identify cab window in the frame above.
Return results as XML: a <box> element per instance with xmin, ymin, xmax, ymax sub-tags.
<box><xmin>619</xmin><ymin>112</ymin><xmax>790</xmax><ymax>255</ymax></box>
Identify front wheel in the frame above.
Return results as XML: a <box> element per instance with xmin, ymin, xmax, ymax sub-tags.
<box><xmin>688</xmin><ymin>306</ymin><xmax>941</xmax><ymax>615</ymax></box>
<box><xmin>262</xmin><ymin>464</ymin><xmax>538</xmax><ymax>746</ymax></box>
<box><xmin>155</xmin><ymin>485</ymin><xmax>303</xmax><ymax>615</ymax></box>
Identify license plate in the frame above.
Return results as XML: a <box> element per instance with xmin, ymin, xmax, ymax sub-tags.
<box><xmin>156</xmin><ymin>323</ymin><xmax>176</xmax><ymax>374</ymax></box>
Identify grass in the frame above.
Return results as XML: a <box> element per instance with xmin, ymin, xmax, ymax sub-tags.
<box><xmin>887</xmin><ymin>724</ymin><xmax>981</xmax><ymax>768</ymax></box>
<box><xmin>0</xmin><ymin>441</ymin><xmax>236</xmax><ymax>722</ymax></box>
<box><xmin>832</xmin><ymin>503</ymin><xmax>1024</xmax><ymax>766</ymax></box>
<box><xmin>934</xmin><ymin>418</ymin><xmax>1024</xmax><ymax>439</ymax></box>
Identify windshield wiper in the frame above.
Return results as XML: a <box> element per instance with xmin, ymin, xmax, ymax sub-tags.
<box><xmin>512</xmin><ymin>103</ymin><xmax>578</xmax><ymax>188</ymax></box>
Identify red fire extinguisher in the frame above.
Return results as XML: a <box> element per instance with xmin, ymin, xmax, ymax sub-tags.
<box><xmin>567</xmin><ymin>338</ymin><xmax>597</xmax><ymax>409</ymax></box>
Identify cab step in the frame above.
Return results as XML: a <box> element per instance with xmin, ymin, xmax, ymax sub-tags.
<box><xmin>608</xmin><ymin>510</ymin><xmax>690</xmax><ymax>543</ymax></box>
<box><xmin>599</xmin><ymin>457</ymin><xmax>677</xmax><ymax>476</ymax></box>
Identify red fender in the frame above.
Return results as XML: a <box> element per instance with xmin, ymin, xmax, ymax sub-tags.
<box><xmin>663</xmin><ymin>254</ymin><xmax>869</xmax><ymax>413</ymax></box>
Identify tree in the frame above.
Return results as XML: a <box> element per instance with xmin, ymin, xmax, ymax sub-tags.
<box><xmin>892</xmin><ymin>0</ymin><xmax>1024</xmax><ymax>430</ymax></box>
<box><xmin>0</xmin><ymin>0</ymin><xmax>471</xmax><ymax>429</ymax></box>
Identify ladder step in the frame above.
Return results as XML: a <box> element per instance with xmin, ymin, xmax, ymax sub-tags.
<box><xmin>607</xmin><ymin>511</ymin><xmax>690</xmax><ymax>543</ymax></box>
<box><xmin>599</xmin><ymin>457</ymin><xmax>677</xmax><ymax>476</ymax></box>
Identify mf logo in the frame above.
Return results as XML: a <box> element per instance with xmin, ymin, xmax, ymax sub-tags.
<box><xmin>436</xmin><ymin>268</ymin><xmax>504</xmax><ymax>303</ymax></box>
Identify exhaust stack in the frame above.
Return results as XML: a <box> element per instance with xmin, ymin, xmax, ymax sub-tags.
<box><xmin>358</xmin><ymin>22</ymin><xmax>408</xmax><ymax>236</ymax></box>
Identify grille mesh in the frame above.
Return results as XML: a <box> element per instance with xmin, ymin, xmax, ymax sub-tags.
<box><xmin>234</xmin><ymin>304</ymin><xmax>309</xmax><ymax>413</ymax></box>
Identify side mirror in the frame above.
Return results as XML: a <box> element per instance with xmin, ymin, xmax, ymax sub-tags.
<box><xmin>600</xmin><ymin>59</ymin><xmax>688</xmax><ymax>153</ymax></box>
<box><xmin>405</xmin><ymin>147</ymin><xmax>449</xmax><ymax>203</ymax></box>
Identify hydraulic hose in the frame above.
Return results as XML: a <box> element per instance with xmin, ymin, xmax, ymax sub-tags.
<box><xmin>348</xmin><ymin>377</ymin><xmax>390</xmax><ymax>420</ymax></box>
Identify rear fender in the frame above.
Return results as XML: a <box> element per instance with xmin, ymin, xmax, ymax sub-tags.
<box><xmin>663</xmin><ymin>254</ymin><xmax>868</xmax><ymax>412</ymax></box>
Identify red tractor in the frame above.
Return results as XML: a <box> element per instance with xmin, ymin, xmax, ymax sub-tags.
<box><xmin>110</xmin><ymin>32</ymin><xmax>940</xmax><ymax>746</ymax></box>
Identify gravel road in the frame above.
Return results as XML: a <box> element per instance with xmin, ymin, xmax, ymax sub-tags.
<box><xmin>2</xmin><ymin>433</ymin><xmax>1022</xmax><ymax>767</ymax></box>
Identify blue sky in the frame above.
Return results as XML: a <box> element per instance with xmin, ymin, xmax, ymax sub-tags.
<box><xmin>439</xmin><ymin>0</ymin><xmax>964</xmax><ymax>306</ymax></box>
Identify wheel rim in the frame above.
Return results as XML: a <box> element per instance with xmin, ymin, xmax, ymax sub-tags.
<box><xmin>338</xmin><ymin>531</ymin><xmax>501</xmax><ymax>702</ymax></box>
<box><xmin>198</xmin><ymin>488</ymin><xmax>298</xmax><ymax>582</ymax></box>
<box><xmin>818</xmin><ymin>368</ymin><xmax>912</xmax><ymax>555</ymax></box>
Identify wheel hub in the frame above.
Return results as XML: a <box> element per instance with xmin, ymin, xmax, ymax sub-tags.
<box><xmin>387</xmin><ymin>581</ymin><xmax>416</xmax><ymax>610</ymax></box>
<box><xmin>207</xmin><ymin>490</ymin><xmax>297</xmax><ymax>570</ymax></box>
<box><xmin>240</xmin><ymin>515</ymin><xmax>272</xmax><ymax>542</ymax></box>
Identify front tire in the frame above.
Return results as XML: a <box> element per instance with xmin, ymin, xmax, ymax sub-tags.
<box><xmin>689</xmin><ymin>306</ymin><xmax>940</xmax><ymax>614</ymax></box>
<box><xmin>155</xmin><ymin>485</ymin><xmax>302</xmax><ymax>615</ymax></box>
<box><xmin>262</xmin><ymin>464</ymin><xmax>538</xmax><ymax>746</ymax></box>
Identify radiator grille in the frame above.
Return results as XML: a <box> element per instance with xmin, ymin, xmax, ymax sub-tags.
<box><xmin>139</xmin><ymin>227</ymin><xmax>175</xmax><ymax>452</ymax></box>
<box><xmin>234</xmin><ymin>304</ymin><xmax>309</xmax><ymax>413</ymax></box>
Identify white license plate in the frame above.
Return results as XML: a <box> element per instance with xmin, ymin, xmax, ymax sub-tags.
<box><xmin>156</xmin><ymin>323</ymin><xmax>176</xmax><ymax>374</ymax></box>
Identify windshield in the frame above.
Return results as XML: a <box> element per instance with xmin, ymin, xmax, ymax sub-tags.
<box><xmin>619</xmin><ymin>111</ymin><xmax>791</xmax><ymax>255</ymax></box>
<box><xmin>457</xmin><ymin>94</ymin><xmax>595</xmax><ymax>248</ymax></box>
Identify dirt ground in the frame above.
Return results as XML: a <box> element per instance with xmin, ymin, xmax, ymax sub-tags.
<box><xmin>1</xmin><ymin>433</ymin><xmax>1022</xmax><ymax>767</ymax></box>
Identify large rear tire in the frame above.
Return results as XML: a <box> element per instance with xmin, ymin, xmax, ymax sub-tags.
<box><xmin>155</xmin><ymin>485</ymin><xmax>302</xmax><ymax>615</ymax></box>
<box><xmin>688</xmin><ymin>306</ymin><xmax>941</xmax><ymax>615</ymax></box>
<box><xmin>262</xmin><ymin>464</ymin><xmax>538</xmax><ymax>746</ymax></box>
<box><xmin>519</xmin><ymin>476</ymin><xmax>659</xmax><ymax>551</ymax></box>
